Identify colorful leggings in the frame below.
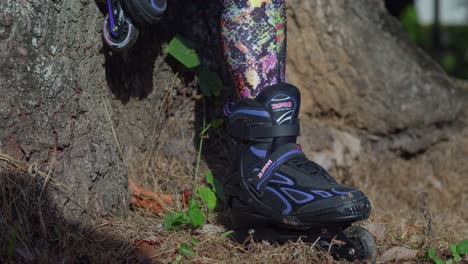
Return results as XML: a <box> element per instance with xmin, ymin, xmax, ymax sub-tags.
<box><xmin>221</xmin><ymin>0</ymin><xmax>287</xmax><ymax>99</ymax></box>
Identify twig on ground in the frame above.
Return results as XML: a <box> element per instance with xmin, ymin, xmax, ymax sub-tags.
<box><xmin>0</xmin><ymin>151</ymin><xmax>70</xmax><ymax>193</ymax></box>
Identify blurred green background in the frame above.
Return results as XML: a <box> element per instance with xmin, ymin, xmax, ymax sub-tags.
<box><xmin>386</xmin><ymin>0</ymin><xmax>468</xmax><ymax>80</ymax></box>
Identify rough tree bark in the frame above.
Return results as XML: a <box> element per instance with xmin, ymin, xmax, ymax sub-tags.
<box><xmin>1</xmin><ymin>0</ymin><xmax>128</xmax><ymax>221</ymax></box>
<box><xmin>1</xmin><ymin>0</ymin><xmax>466</xmax><ymax>224</ymax></box>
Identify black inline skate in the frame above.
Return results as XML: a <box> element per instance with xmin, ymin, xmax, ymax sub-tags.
<box><xmin>102</xmin><ymin>0</ymin><xmax>166</xmax><ymax>50</ymax></box>
<box><xmin>223</xmin><ymin>83</ymin><xmax>377</xmax><ymax>263</ymax></box>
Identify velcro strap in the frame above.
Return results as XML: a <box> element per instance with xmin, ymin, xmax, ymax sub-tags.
<box><xmin>230</xmin><ymin>123</ymin><xmax>300</xmax><ymax>140</ymax></box>
<box><xmin>249</xmin><ymin>143</ymin><xmax>304</xmax><ymax>193</ymax></box>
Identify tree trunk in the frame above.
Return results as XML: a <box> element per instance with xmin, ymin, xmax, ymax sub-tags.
<box><xmin>1</xmin><ymin>0</ymin><xmax>466</xmax><ymax>225</ymax></box>
<box><xmin>0</xmin><ymin>0</ymin><xmax>227</xmax><ymax>223</ymax></box>
<box><xmin>286</xmin><ymin>0</ymin><xmax>465</xmax><ymax>134</ymax></box>
<box><xmin>0</xmin><ymin>0</ymin><xmax>130</xmax><ymax>221</ymax></box>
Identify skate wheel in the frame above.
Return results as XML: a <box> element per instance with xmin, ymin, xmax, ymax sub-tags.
<box><xmin>102</xmin><ymin>14</ymin><xmax>139</xmax><ymax>51</ymax></box>
<box><xmin>122</xmin><ymin>0</ymin><xmax>166</xmax><ymax>26</ymax></box>
<box><xmin>343</xmin><ymin>226</ymin><xmax>377</xmax><ymax>264</ymax></box>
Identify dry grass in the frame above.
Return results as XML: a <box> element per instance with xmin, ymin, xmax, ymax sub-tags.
<box><xmin>0</xmin><ymin>171</ymin><xmax>131</xmax><ymax>263</ymax></box>
<box><xmin>1</xmin><ymin>132</ymin><xmax>467</xmax><ymax>263</ymax></box>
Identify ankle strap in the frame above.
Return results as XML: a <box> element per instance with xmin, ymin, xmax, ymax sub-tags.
<box><xmin>229</xmin><ymin>122</ymin><xmax>300</xmax><ymax>141</ymax></box>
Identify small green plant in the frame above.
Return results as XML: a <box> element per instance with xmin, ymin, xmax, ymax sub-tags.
<box><xmin>209</xmin><ymin>170</ymin><xmax>225</xmax><ymax>200</ymax></box>
<box><xmin>164</xmin><ymin>35</ymin><xmax>224</xmax><ymax>230</ymax></box>
<box><xmin>166</xmin><ymin>35</ymin><xmax>224</xmax><ymax>98</ymax></box>
<box><xmin>187</xmin><ymin>199</ymin><xmax>205</xmax><ymax>226</ymax></box>
<box><xmin>165</xmin><ymin>35</ymin><xmax>228</xmax><ymax>263</ymax></box>
<box><xmin>166</xmin><ymin>33</ymin><xmax>224</xmax><ymax>199</ymax></box>
<box><xmin>163</xmin><ymin>199</ymin><xmax>205</xmax><ymax>230</ymax></box>
<box><xmin>221</xmin><ymin>230</ymin><xmax>235</xmax><ymax>238</ymax></box>
<box><xmin>172</xmin><ymin>239</ymin><xmax>199</xmax><ymax>264</ymax></box>
<box><xmin>191</xmin><ymin>99</ymin><xmax>223</xmax><ymax>214</ymax></box>
<box><xmin>428</xmin><ymin>240</ymin><xmax>468</xmax><ymax>264</ymax></box>
<box><xmin>178</xmin><ymin>243</ymin><xmax>195</xmax><ymax>256</ymax></box>
<box><xmin>198</xmin><ymin>69</ymin><xmax>223</xmax><ymax>97</ymax></box>
<box><xmin>198</xmin><ymin>182</ymin><xmax>217</xmax><ymax>211</ymax></box>
<box><xmin>163</xmin><ymin>173</ymin><xmax>223</xmax><ymax>230</ymax></box>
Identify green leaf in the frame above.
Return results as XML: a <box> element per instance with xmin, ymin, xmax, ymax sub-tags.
<box><xmin>178</xmin><ymin>243</ymin><xmax>195</xmax><ymax>256</ymax></box>
<box><xmin>445</xmin><ymin>259</ymin><xmax>453</xmax><ymax>264</ymax></box>
<box><xmin>428</xmin><ymin>247</ymin><xmax>436</xmax><ymax>260</ymax></box>
<box><xmin>457</xmin><ymin>240</ymin><xmax>468</xmax><ymax>254</ymax></box>
<box><xmin>164</xmin><ymin>211</ymin><xmax>190</xmax><ymax>230</ymax></box>
<box><xmin>210</xmin><ymin>118</ymin><xmax>224</xmax><ymax>129</ymax></box>
<box><xmin>198</xmin><ymin>70</ymin><xmax>223</xmax><ymax>97</ymax></box>
<box><xmin>166</xmin><ymin>35</ymin><xmax>200</xmax><ymax>68</ymax></box>
<box><xmin>188</xmin><ymin>199</ymin><xmax>205</xmax><ymax>227</ymax></box>
<box><xmin>163</xmin><ymin>212</ymin><xmax>176</xmax><ymax>230</ymax></box>
<box><xmin>221</xmin><ymin>230</ymin><xmax>235</xmax><ymax>238</ymax></box>
<box><xmin>434</xmin><ymin>257</ymin><xmax>444</xmax><ymax>264</ymax></box>
<box><xmin>205</xmin><ymin>171</ymin><xmax>225</xmax><ymax>203</ymax></box>
<box><xmin>450</xmin><ymin>244</ymin><xmax>461</xmax><ymax>261</ymax></box>
<box><xmin>191</xmin><ymin>237</ymin><xmax>199</xmax><ymax>246</ymax></box>
<box><xmin>172</xmin><ymin>255</ymin><xmax>182</xmax><ymax>264</ymax></box>
<box><xmin>198</xmin><ymin>77</ymin><xmax>212</xmax><ymax>96</ymax></box>
<box><xmin>450</xmin><ymin>244</ymin><xmax>458</xmax><ymax>254</ymax></box>
<box><xmin>205</xmin><ymin>171</ymin><xmax>215</xmax><ymax>189</ymax></box>
<box><xmin>199</xmin><ymin>186</ymin><xmax>217</xmax><ymax>211</ymax></box>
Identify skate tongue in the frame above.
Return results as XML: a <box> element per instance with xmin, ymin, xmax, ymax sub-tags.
<box><xmin>256</xmin><ymin>83</ymin><xmax>301</xmax><ymax>151</ymax></box>
<box><xmin>256</xmin><ymin>83</ymin><xmax>301</xmax><ymax>125</ymax></box>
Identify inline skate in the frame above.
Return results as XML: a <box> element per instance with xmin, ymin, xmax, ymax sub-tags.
<box><xmin>223</xmin><ymin>83</ymin><xmax>377</xmax><ymax>263</ymax></box>
<box><xmin>102</xmin><ymin>0</ymin><xmax>166</xmax><ymax>50</ymax></box>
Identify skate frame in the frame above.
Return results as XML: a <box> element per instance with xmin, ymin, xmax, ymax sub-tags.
<box><xmin>106</xmin><ymin>0</ymin><xmax>127</xmax><ymax>37</ymax></box>
<box><xmin>232</xmin><ymin>226</ymin><xmax>362</xmax><ymax>261</ymax></box>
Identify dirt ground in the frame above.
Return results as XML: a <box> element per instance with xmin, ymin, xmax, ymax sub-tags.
<box><xmin>1</xmin><ymin>0</ymin><xmax>467</xmax><ymax>263</ymax></box>
<box><xmin>1</xmin><ymin>119</ymin><xmax>467</xmax><ymax>263</ymax></box>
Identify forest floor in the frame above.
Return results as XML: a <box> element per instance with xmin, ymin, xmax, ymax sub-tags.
<box><xmin>1</xmin><ymin>140</ymin><xmax>467</xmax><ymax>264</ymax></box>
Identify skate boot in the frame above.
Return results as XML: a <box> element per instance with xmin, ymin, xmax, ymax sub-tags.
<box><xmin>103</xmin><ymin>0</ymin><xmax>166</xmax><ymax>50</ymax></box>
<box><xmin>224</xmin><ymin>83</ymin><xmax>376</xmax><ymax>262</ymax></box>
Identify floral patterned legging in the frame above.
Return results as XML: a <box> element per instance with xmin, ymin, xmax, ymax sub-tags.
<box><xmin>221</xmin><ymin>0</ymin><xmax>286</xmax><ymax>99</ymax></box>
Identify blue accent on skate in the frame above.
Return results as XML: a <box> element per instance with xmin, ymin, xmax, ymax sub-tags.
<box><xmin>332</xmin><ymin>188</ymin><xmax>356</xmax><ymax>195</ymax></box>
<box><xmin>266</xmin><ymin>187</ymin><xmax>292</xmax><ymax>215</ymax></box>
<box><xmin>249</xmin><ymin>146</ymin><xmax>267</xmax><ymax>158</ymax></box>
<box><xmin>281</xmin><ymin>187</ymin><xmax>315</xmax><ymax>204</ymax></box>
<box><xmin>312</xmin><ymin>190</ymin><xmax>334</xmax><ymax>198</ymax></box>
<box><xmin>230</xmin><ymin>109</ymin><xmax>270</xmax><ymax>118</ymax></box>
<box><xmin>150</xmin><ymin>0</ymin><xmax>166</xmax><ymax>11</ymax></box>
<box><xmin>107</xmin><ymin>0</ymin><xmax>118</xmax><ymax>37</ymax></box>
<box><xmin>223</xmin><ymin>102</ymin><xmax>235</xmax><ymax>117</ymax></box>
<box><xmin>270</xmin><ymin>173</ymin><xmax>294</xmax><ymax>185</ymax></box>
<box><xmin>256</xmin><ymin>149</ymin><xmax>302</xmax><ymax>191</ymax></box>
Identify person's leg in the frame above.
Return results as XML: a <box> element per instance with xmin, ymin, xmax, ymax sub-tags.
<box><xmin>221</xmin><ymin>0</ymin><xmax>287</xmax><ymax>99</ymax></box>
<box><xmin>221</xmin><ymin>0</ymin><xmax>371</xmax><ymax>236</ymax></box>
